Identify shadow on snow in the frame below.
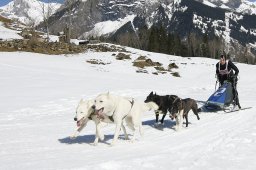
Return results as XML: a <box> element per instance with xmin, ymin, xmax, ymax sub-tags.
<box><xmin>58</xmin><ymin>134</ymin><xmax>128</xmax><ymax>145</ymax></box>
<box><xmin>58</xmin><ymin>119</ymin><xmax>184</xmax><ymax>144</ymax></box>
<box><xmin>142</xmin><ymin>119</ymin><xmax>177</xmax><ymax>130</ymax></box>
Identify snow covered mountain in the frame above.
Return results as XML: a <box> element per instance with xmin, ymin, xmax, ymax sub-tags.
<box><xmin>0</xmin><ymin>0</ymin><xmax>61</xmax><ymax>25</ymax></box>
<box><xmin>197</xmin><ymin>0</ymin><xmax>256</xmax><ymax>15</ymax></box>
<box><xmin>1</xmin><ymin>0</ymin><xmax>256</xmax><ymax>61</ymax></box>
<box><xmin>42</xmin><ymin>0</ymin><xmax>256</xmax><ymax>61</ymax></box>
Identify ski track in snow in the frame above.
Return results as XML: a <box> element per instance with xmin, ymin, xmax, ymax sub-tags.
<box><xmin>0</xmin><ymin>50</ymin><xmax>256</xmax><ymax>170</ymax></box>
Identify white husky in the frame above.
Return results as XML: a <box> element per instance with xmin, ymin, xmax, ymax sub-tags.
<box><xmin>93</xmin><ymin>92</ymin><xmax>158</xmax><ymax>146</ymax></box>
<box><xmin>71</xmin><ymin>99</ymin><xmax>129</xmax><ymax>146</ymax></box>
<box><xmin>71</xmin><ymin>95</ymin><xmax>158</xmax><ymax>146</ymax></box>
<box><xmin>70</xmin><ymin>99</ymin><xmax>107</xmax><ymax>145</ymax></box>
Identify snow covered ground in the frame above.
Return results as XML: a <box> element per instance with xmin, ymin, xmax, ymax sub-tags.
<box><xmin>81</xmin><ymin>15</ymin><xmax>136</xmax><ymax>39</ymax></box>
<box><xmin>0</xmin><ymin>21</ymin><xmax>22</xmax><ymax>40</ymax></box>
<box><xmin>0</xmin><ymin>45</ymin><xmax>256</xmax><ymax>170</ymax></box>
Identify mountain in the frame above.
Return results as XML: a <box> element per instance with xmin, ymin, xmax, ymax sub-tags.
<box><xmin>196</xmin><ymin>0</ymin><xmax>256</xmax><ymax>15</ymax></box>
<box><xmin>0</xmin><ymin>0</ymin><xmax>61</xmax><ymax>25</ymax></box>
<box><xmin>43</xmin><ymin>0</ymin><xmax>256</xmax><ymax>36</ymax></box>
<box><xmin>2</xmin><ymin>0</ymin><xmax>255</xmax><ymax>63</ymax></box>
<box><xmin>42</xmin><ymin>0</ymin><xmax>256</xmax><ymax>62</ymax></box>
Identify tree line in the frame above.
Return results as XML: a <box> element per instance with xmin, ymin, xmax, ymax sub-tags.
<box><xmin>113</xmin><ymin>25</ymin><xmax>224</xmax><ymax>58</ymax></box>
<box><xmin>107</xmin><ymin>25</ymin><xmax>255</xmax><ymax>64</ymax></box>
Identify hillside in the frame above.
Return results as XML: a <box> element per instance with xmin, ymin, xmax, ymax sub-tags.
<box><xmin>0</xmin><ymin>44</ymin><xmax>256</xmax><ymax>169</ymax></box>
<box><xmin>0</xmin><ymin>18</ymin><xmax>23</xmax><ymax>40</ymax></box>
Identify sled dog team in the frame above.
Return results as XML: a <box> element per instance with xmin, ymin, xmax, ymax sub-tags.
<box><xmin>71</xmin><ymin>91</ymin><xmax>200</xmax><ymax>146</ymax></box>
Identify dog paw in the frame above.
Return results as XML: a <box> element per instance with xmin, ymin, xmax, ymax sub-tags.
<box><xmin>174</xmin><ymin>126</ymin><xmax>179</xmax><ymax>131</ymax></box>
<box><xmin>154</xmin><ymin>122</ymin><xmax>161</xmax><ymax>127</ymax></box>
<box><xmin>99</xmin><ymin>135</ymin><xmax>104</xmax><ymax>141</ymax></box>
<box><xmin>129</xmin><ymin>139</ymin><xmax>135</xmax><ymax>143</ymax></box>
<box><xmin>110</xmin><ymin>142</ymin><xmax>116</xmax><ymax>146</ymax></box>
<box><xmin>90</xmin><ymin>142</ymin><xmax>98</xmax><ymax>146</ymax></box>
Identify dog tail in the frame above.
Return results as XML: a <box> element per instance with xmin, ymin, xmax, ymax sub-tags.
<box><xmin>192</xmin><ymin>101</ymin><xmax>200</xmax><ymax>120</ymax></box>
<box><xmin>144</xmin><ymin>102</ymin><xmax>159</xmax><ymax>111</ymax></box>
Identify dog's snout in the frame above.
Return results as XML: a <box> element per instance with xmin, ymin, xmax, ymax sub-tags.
<box><xmin>74</xmin><ymin>117</ymin><xmax>77</xmax><ymax>121</ymax></box>
<box><xmin>91</xmin><ymin>105</ymin><xmax>95</xmax><ymax>109</ymax></box>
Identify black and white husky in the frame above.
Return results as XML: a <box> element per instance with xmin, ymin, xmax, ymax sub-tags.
<box><xmin>145</xmin><ymin>91</ymin><xmax>178</xmax><ymax>126</ymax></box>
<box><xmin>169</xmin><ymin>98</ymin><xmax>200</xmax><ymax>131</ymax></box>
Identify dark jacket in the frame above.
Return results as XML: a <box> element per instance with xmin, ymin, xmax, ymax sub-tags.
<box><xmin>216</xmin><ymin>60</ymin><xmax>239</xmax><ymax>85</ymax></box>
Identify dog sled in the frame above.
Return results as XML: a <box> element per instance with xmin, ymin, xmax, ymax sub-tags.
<box><xmin>199</xmin><ymin>81</ymin><xmax>251</xmax><ymax>113</ymax></box>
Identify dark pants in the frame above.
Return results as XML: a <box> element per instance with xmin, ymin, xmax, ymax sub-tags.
<box><xmin>231</xmin><ymin>79</ymin><xmax>241</xmax><ymax>108</ymax></box>
<box><xmin>219</xmin><ymin>76</ymin><xmax>241</xmax><ymax>108</ymax></box>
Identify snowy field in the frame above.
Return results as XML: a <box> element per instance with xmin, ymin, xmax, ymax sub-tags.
<box><xmin>0</xmin><ymin>21</ymin><xmax>22</xmax><ymax>40</ymax></box>
<box><xmin>0</xmin><ymin>46</ymin><xmax>256</xmax><ymax>170</ymax></box>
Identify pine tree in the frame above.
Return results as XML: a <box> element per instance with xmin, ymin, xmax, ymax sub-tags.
<box><xmin>148</xmin><ymin>26</ymin><xmax>159</xmax><ymax>52</ymax></box>
<box><xmin>201</xmin><ymin>34</ymin><xmax>210</xmax><ymax>57</ymax></box>
<box><xmin>173</xmin><ymin>34</ymin><xmax>181</xmax><ymax>56</ymax></box>
<box><xmin>167</xmin><ymin>33</ymin><xmax>175</xmax><ymax>55</ymax></box>
<box><xmin>158</xmin><ymin>25</ymin><xmax>168</xmax><ymax>54</ymax></box>
<box><xmin>138</xmin><ymin>25</ymin><xmax>149</xmax><ymax>50</ymax></box>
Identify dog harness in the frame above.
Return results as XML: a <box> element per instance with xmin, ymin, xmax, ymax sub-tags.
<box><xmin>218</xmin><ymin>60</ymin><xmax>231</xmax><ymax>75</ymax></box>
<box><xmin>170</xmin><ymin>97</ymin><xmax>182</xmax><ymax>118</ymax></box>
<box><xmin>121</xmin><ymin>98</ymin><xmax>134</xmax><ymax>120</ymax></box>
<box><xmin>104</xmin><ymin>98</ymin><xmax>134</xmax><ymax>122</ymax></box>
<box><xmin>172</xmin><ymin>97</ymin><xmax>180</xmax><ymax>104</ymax></box>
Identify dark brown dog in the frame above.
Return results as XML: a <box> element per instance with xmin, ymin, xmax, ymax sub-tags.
<box><xmin>145</xmin><ymin>91</ymin><xmax>178</xmax><ymax>125</ymax></box>
<box><xmin>169</xmin><ymin>98</ymin><xmax>200</xmax><ymax>128</ymax></box>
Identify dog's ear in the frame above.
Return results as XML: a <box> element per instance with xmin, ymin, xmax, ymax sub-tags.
<box><xmin>88</xmin><ymin>100</ymin><xmax>94</xmax><ymax>107</ymax></box>
<box><xmin>106</xmin><ymin>91</ymin><xmax>110</xmax><ymax>98</ymax></box>
<box><xmin>150</xmin><ymin>91</ymin><xmax>153</xmax><ymax>95</ymax></box>
<box><xmin>79</xmin><ymin>99</ymin><xmax>84</xmax><ymax>103</ymax></box>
